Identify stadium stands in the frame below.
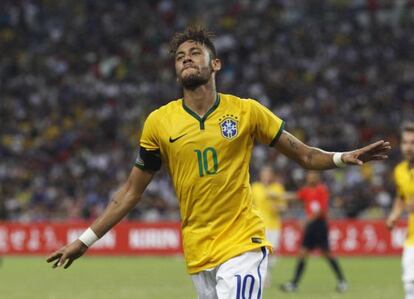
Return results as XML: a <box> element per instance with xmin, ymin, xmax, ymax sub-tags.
<box><xmin>0</xmin><ymin>0</ymin><xmax>413</xmax><ymax>221</ymax></box>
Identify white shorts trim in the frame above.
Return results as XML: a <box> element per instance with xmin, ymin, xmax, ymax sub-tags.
<box><xmin>403</xmin><ymin>246</ymin><xmax>414</xmax><ymax>283</ymax></box>
<box><xmin>265</xmin><ymin>229</ymin><xmax>281</xmax><ymax>251</ymax></box>
<box><xmin>191</xmin><ymin>247</ymin><xmax>269</xmax><ymax>299</ymax></box>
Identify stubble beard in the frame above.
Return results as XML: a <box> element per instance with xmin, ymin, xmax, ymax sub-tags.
<box><xmin>180</xmin><ymin>67</ymin><xmax>212</xmax><ymax>90</ymax></box>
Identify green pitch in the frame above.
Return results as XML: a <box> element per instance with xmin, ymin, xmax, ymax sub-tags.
<box><xmin>0</xmin><ymin>256</ymin><xmax>403</xmax><ymax>299</ymax></box>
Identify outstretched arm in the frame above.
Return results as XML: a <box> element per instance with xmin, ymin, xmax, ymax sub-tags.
<box><xmin>274</xmin><ymin>130</ymin><xmax>391</xmax><ymax>170</ymax></box>
<box><xmin>46</xmin><ymin>167</ymin><xmax>154</xmax><ymax>268</ymax></box>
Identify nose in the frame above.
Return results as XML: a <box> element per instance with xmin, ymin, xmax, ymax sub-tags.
<box><xmin>183</xmin><ymin>57</ymin><xmax>192</xmax><ymax>64</ymax></box>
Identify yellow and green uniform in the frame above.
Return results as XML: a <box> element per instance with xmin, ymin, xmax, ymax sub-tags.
<box><xmin>394</xmin><ymin>161</ymin><xmax>414</xmax><ymax>246</ymax></box>
<box><xmin>137</xmin><ymin>93</ymin><xmax>285</xmax><ymax>274</ymax></box>
<box><xmin>252</xmin><ymin>182</ymin><xmax>286</xmax><ymax>230</ymax></box>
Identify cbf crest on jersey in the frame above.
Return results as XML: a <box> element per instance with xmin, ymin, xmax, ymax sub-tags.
<box><xmin>219</xmin><ymin>116</ymin><xmax>238</xmax><ymax>140</ymax></box>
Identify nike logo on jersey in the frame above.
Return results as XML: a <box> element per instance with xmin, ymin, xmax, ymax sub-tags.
<box><xmin>169</xmin><ymin>134</ymin><xmax>187</xmax><ymax>143</ymax></box>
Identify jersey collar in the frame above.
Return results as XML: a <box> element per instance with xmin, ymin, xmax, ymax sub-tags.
<box><xmin>182</xmin><ymin>93</ymin><xmax>220</xmax><ymax>130</ymax></box>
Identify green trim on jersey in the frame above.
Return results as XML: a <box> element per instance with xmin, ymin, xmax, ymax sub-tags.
<box><xmin>269</xmin><ymin>121</ymin><xmax>285</xmax><ymax>147</ymax></box>
<box><xmin>182</xmin><ymin>94</ymin><xmax>221</xmax><ymax>130</ymax></box>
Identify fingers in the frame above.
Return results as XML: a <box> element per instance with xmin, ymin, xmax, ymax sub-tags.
<box><xmin>361</xmin><ymin>141</ymin><xmax>392</xmax><ymax>154</ymax></box>
<box><xmin>371</xmin><ymin>155</ymin><xmax>388</xmax><ymax>160</ymax></box>
<box><xmin>64</xmin><ymin>259</ymin><xmax>74</xmax><ymax>269</ymax></box>
<box><xmin>357</xmin><ymin>140</ymin><xmax>392</xmax><ymax>162</ymax></box>
<box><xmin>346</xmin><ymin>157</ymin><xmax>363</xmax><ymax>166</ymax></box>
<box><xmin>361</xmin><ymin>140</ymin><xmax>385</xmax><ymax>152</ymax></box>
<box><xmin>53</xmin><ymin>259</ymin><xmax>60</xmax><ymax>268</ymax></box>
<box><xmin>47</xmin><ymin>251</ymin><xmax>68</xmax><ymax>269</ymax></box>
<box><xmin>46</xmin><ymin>251</ymin><xmax>62</xmax><ymax>263</ymax></box>
<box><xmin>370</xmin><ymin>145</ymin><xmax>392</xmax><ymax>156</ymax></box>
<box><xmin>57</xmin><ymin>253</ymin><xmax>68</xmax><ymax>268</ymax></box>
<box><xmin>370</xmin><ymin>143</ymin><xmax>391</xmax><ymax>153</ymax></box>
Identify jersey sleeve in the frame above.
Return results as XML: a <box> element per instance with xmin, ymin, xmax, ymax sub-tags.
<box><xmin>249</xmin><ymin>99</ymin><xmax>285</xmax><ymax>146</ymax></box>
<box><xmin>135</xmin><ymin>111</ymin><xmax>162</xmax><ymax>171</ymax></box>
<box><xmin>139</xmin><ymin>111</ymin><xmax>160</xmax><ymax>150</ymax></box>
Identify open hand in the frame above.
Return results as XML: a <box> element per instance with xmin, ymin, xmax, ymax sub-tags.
<box><xmin>342</xmin><ymin>140</ymin><xmax>391</xmax><ymax>166</ymax></box>
<box><xmin>46</xmin><ymin>239</ymin><xmax>88</xmax><ymax>269</ymax></box>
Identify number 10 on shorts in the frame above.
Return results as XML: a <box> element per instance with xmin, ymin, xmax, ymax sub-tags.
<box><xmin>235</xmin><ymin>274</ymin><xmax>255</xmax><ymax>299</ymax></box>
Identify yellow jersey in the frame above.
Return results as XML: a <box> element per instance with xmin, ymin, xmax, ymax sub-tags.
<box><xmin>138</xmin><ymin>93</ymin><xmax>284</xmax><ymax>273</ymax></box>
<box><xmin>252</xmin><ymin>182</ymin><xmax>286</xmax><ymax>230</ymax></box>
<box><xmin>394</xmin><ymin>161</ymin><xmax>414</xmax><ymax>246</ymax></box>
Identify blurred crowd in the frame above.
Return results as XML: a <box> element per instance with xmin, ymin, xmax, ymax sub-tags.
<box><xmin>0</xmin><ymin>0</ymin><xmax>413</xmax><ymax>222</ymax></box>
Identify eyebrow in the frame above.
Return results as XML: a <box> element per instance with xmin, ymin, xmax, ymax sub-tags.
<box><xmin>175</xmin><ymin>46</ymin><xmax>202</xmax><ymax>58</ymax></box>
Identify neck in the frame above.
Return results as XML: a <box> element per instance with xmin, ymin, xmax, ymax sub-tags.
<box><xmin>408</xmin><ymin>159</ymin><xmax>414</xmax><ymax>169</ymax></box>
<box><xmin>183</xmin><ymin>78</ymin><xmax>217</xmax><ymax>117</ymax></box>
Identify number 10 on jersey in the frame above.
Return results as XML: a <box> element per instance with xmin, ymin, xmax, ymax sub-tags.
<box><xmin>194</xmin><ymin>147</ymin><xmax>218</xmax><ymax>177</ymax></box>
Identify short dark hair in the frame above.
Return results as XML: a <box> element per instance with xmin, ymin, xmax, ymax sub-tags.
<box><xmin>401</xmin><ymin>122</ymin><xmax>414</xmax><ymax>134</ymax></box>
<box><xmin>169</xmin><ymin>26</ymin><xmax>216</xmax><ymax>58</ymax></box>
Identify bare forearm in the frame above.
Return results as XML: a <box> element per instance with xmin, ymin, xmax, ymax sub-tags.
<box><xmin>302</xmin><ymin>147</ymin><xmax>336</xmax><ymax>170</ymax></box>
<box><xmin>90</xmin><ymin>183</ymin><xmax>140</xmax><ymax>237</ymax></box>
<box><xmin>275</xmin><ymin>132</ymin><xmax>335</xmax><ymax>170</ymax></box>
<box><xmin>275</xmin><ymin>130</ymin><xmax>390</xmax><ymax>170</ymax></box>
<box><xmin>284</xmin><ymin>191</ymin><xmax>299</xmax><ymax>201</ymax></box>
<box><xmin>387</xmin><ymin>200</ymin><xmax>404</xmax><ymax>222</ymax></box>
<box><xmin>88</xmin><ymin>167</ymin><xmax>154</xmax><ymax>238</ymax></box>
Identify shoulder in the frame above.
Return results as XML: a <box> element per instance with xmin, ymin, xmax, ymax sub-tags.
<box><xmin>270</xmin><ymin>183</ymin><xmax>284</xmax><ymax>192</ymax></box>
<box><xmin>219</xmin><ymin>93</ymin><xmax>257</xmax><ymax>107</ymax></box>
<box><xmin>394</xmin><ymin>161</ymin><xmax>408</xmax><ymax>181</ymax></box>
<box><xmin>145</xmin><ymin>99</ymin><xmax>182</xmax><ymax>122</ymax></box>
<box><xmin>394</xmin><ymin>161</ymin><xmax>407</xmax><ymax>176</ymax></box>
<box><xmin>219</xmin><ymin>92</ymin><xmax>279</xmax><ymax>114</ymax></box>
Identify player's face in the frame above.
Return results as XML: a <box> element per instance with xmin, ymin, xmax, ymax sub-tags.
<box><xmin>175</xmin><ymin>40</ymin><xmax>220</xmax><ymax>89</ymax></box>
<box><xmin>260</xmin><ymin>168</ymin><xmax>274</xmax><ymax>185</ymax></box>
<box><xmin>306</xmin><ymin>171</ymin><xmax>320</xmax><ymax>185</ymax></box>
<box><xmin>401</xmin><ymin>131</ymin><xmax>414</xmax><ymax>162</ymax></box>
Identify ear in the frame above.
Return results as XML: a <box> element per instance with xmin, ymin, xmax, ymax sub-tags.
<box><xmin>211</xmin><ymin>58</ymin><xmax>221</xmax><ymax>72</ymax></box>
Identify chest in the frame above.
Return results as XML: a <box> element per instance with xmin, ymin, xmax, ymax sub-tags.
<box><xmin>159</xmin><ymin>110</ymin><xmax>251</xmax><ymax>162</ymax></box>
<box><xmin>302</xmin><ymin>188</ymin><xmax>326</xmax><ymax>203</ymax></box>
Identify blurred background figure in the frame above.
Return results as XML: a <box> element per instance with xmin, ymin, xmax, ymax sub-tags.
<box><xmin>280</xmin><ymin>171</ymin><xmax>347</xmax><ymax>293</ymax></box>
<box><xmin>386</xmin><ymin>122</ymin><xmax>414</xmax><ymax>299</ymax></box>
<box><xmin>252</xmin><ymin>166</ymin><xmax>287</xmax><ymax>287</ymax></box>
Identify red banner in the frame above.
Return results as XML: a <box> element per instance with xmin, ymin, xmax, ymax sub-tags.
<box><xmin>0</xmin><ymin>221</ymin><xmax>182</xmax><ymax>256</ymax></box>
<box><xmin>0</xmin><ymin>220</ymin><xmax>407</xmax><ymax>256</ymax></box>
<box><xmin>278</xmin><ymin>220</ymin><xmax>407</xmax><ymax>256</ymax></box>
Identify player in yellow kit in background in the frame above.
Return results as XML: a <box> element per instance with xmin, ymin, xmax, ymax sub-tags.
<box><xmin>386</xmin><ymin>122</ymin><xmax>414</xmax><ymax>299</ymax></box>
<box><xmin>252</xmin><ymin>166</ymin><xmax>287</xmax><ymax>287</ymax></box>
<box><xmin>46</xmin><ymin>26</ymin><xmax>391</xmax><ymax>299</ymax></box>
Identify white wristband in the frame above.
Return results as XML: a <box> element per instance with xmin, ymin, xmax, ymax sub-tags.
<box><xmin>78</xmin><ymin>228</ymin><xmax>99</xmax><ymax>247</ymax></box>
<box><xmin>333</xmin><ymin>152</ymin><xmax>346</xmax><ymax>168</ymax></box>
